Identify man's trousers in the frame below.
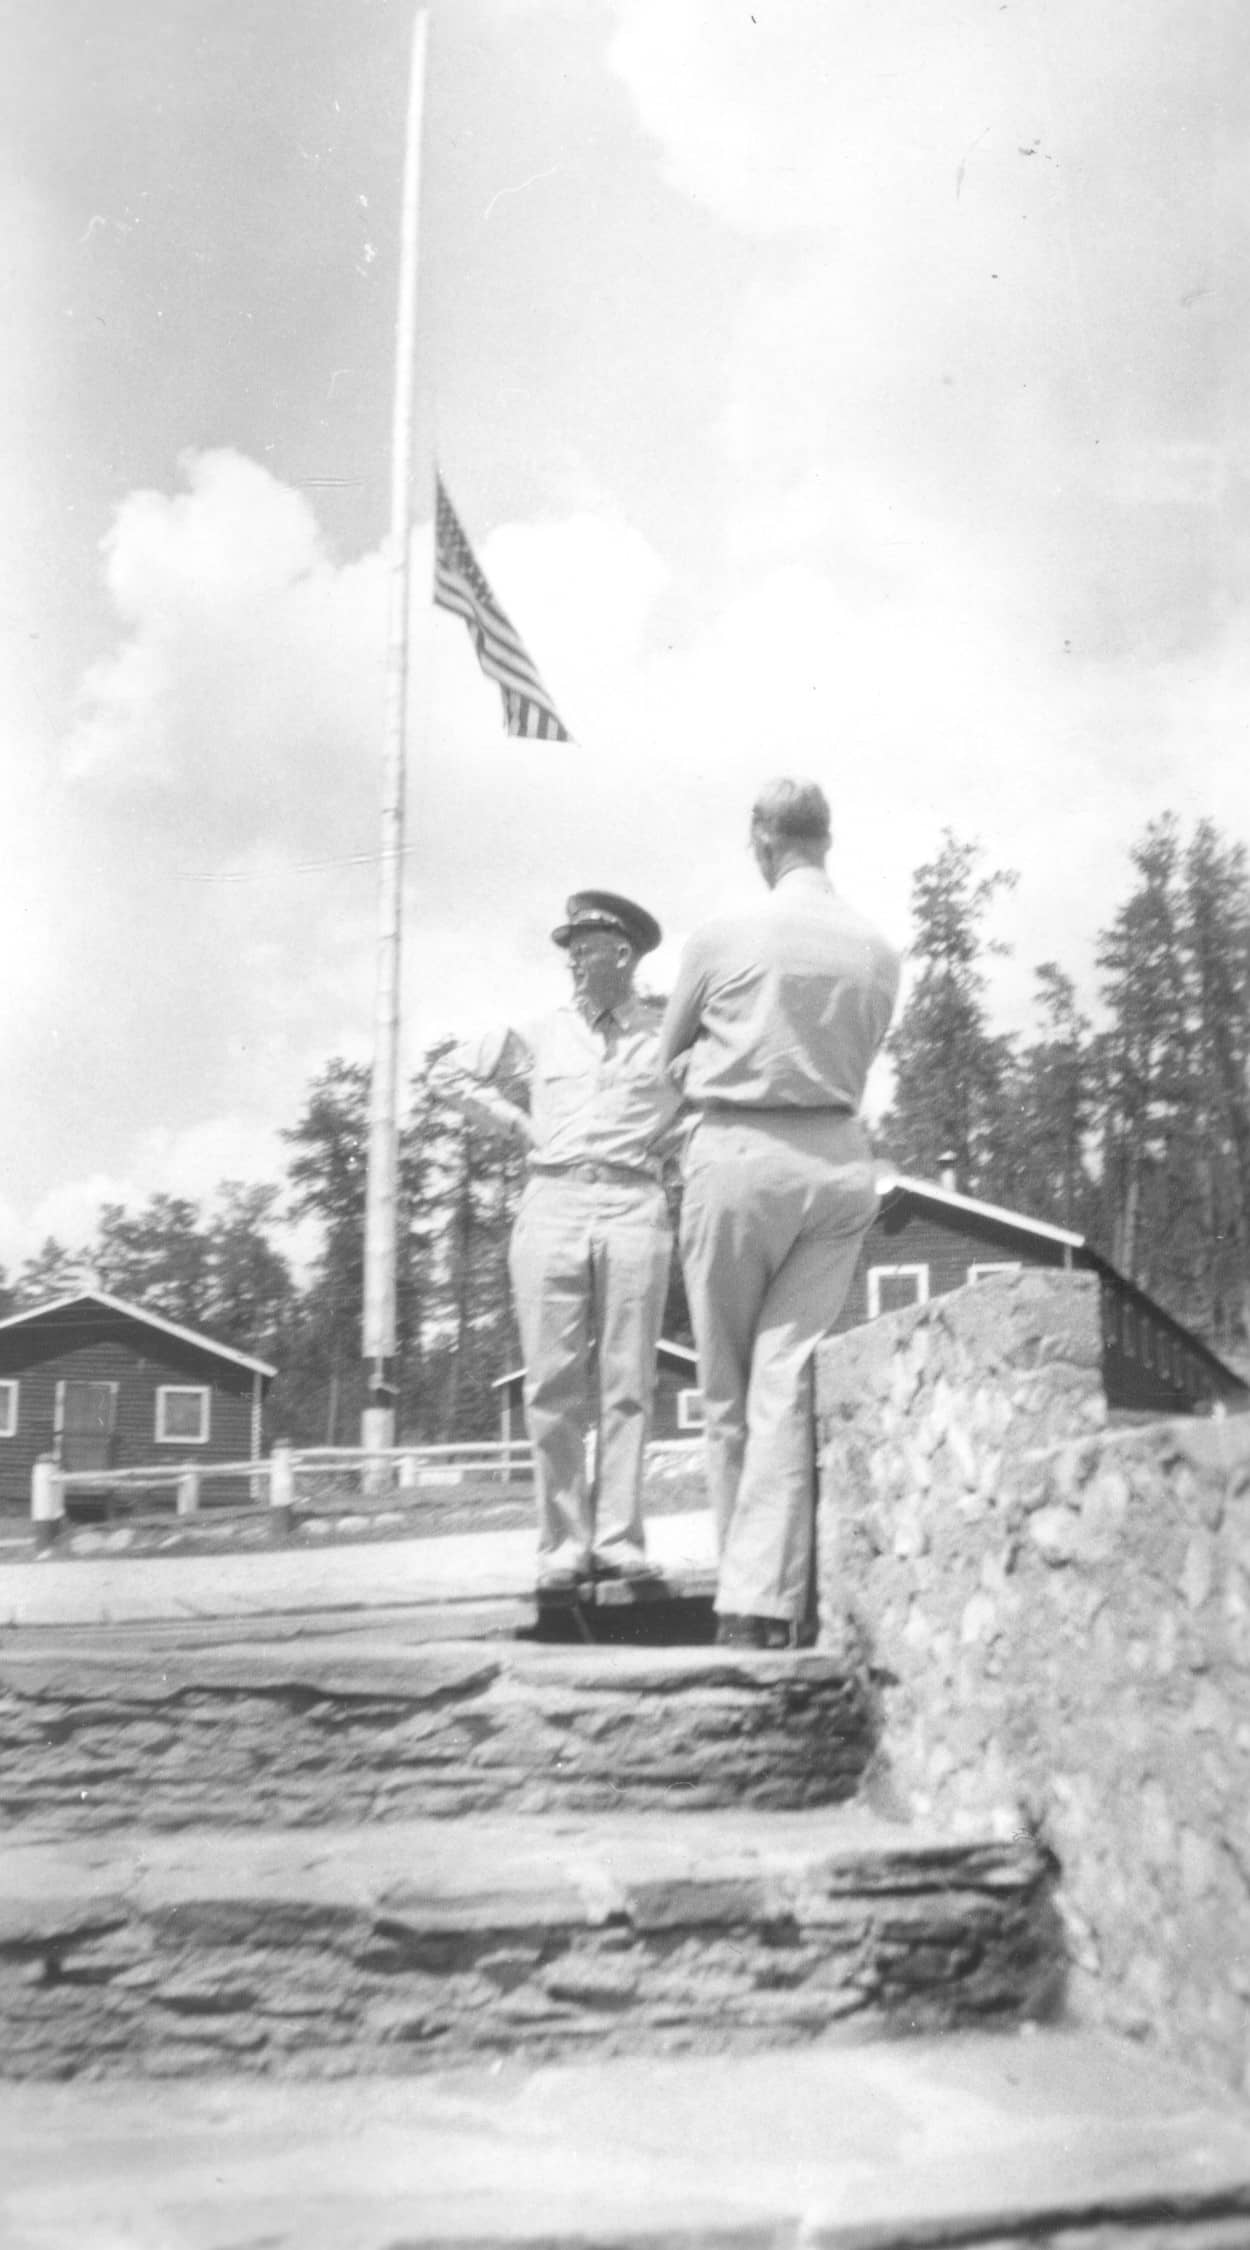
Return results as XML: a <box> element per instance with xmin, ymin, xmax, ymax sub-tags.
<box><xmin>679</xmin><ymin>1110</ymin><xmax>877</xmax><ymax>1625</ymax></box>
<box><xmin>509</xmin><ymin>1172</ymin><xmax>672</xmax><ymax>1574</ymax></box>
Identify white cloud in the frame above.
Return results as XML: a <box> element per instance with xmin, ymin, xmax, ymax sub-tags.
<box><xmin>1</xmin><ymin>452</ymin><xmax>688</xmax><ymax>1237</ymax></box>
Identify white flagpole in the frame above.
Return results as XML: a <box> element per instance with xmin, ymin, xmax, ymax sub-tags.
<box><xmin>362</xmin><ymin>6</ymin><xmax>428</xmax><ymax>1460</ymax></box>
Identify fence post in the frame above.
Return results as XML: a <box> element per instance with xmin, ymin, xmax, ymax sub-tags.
<box><xmin>31</xmin><ymin>1455</ymin><xmax>65</xmax><ymax>1555</ymax></box>
<box><xmin>269</xmin><ymin>1440</ymin><xmax>295</xmax><ymax>1539</ymax></box>
<box><xmin>397</xmin><ymin>1452</ymin><xmax>418</xmax><ymax>1492</ymax></box>
<box><xmin>176</xmin><ymin>1468</ymin><xmax>200</xmax><ymax>1517</ymax></box>
<box><xmin>362</xmin><ymin>1442</ymin><xmax>393</xmax><ymax>1502</ymax></box>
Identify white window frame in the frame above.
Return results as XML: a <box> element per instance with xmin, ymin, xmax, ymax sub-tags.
<box><xmin>676</xmin><ymin>1387</ymin><xmax>706</xmax><ymax>1432</ymax></box>
<box><xmin>0</xmin><ymin>1380</ymin><xmax>17</xmax><ymax>1438</ymax></box>
<box><xmin>155</xmin><ymin>1386</ymin><xmax>212</xmax><ymax>1445</ymax></box>
<box><xmin>867</xmin><ymin>1264</ymin><xmax>931</xmax><ymax>1319</ymax></box>
<box><xmin>967</xmin><ymin>1261</ymin><xmax>1022</xmax><ymax>1285</ymax></box>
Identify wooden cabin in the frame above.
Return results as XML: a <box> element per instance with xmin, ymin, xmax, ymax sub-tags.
<box><xmin>492</xmin><ymin>1171</ymin><xmax>1246</xmax><ymax>1443</ymax></box>
<box><xmin>0</xmin><ymin>1291</ymin><xmax>276</xmax><ymax>1513</ymax></box>
<box><xmin>841</xmin><ymin>1170</ymin><xmax>1248</xmax><ymax>1416</ymax></box>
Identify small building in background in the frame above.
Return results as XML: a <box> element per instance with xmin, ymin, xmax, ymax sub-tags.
<box><xmin>492</xmin><ymin>1171</ymin><xmax>1248</xmax><ymax>1445</ymax></box>
<box><xmin>0</xmin><ymin>1291</ymin><xmax>276</xmax><ymax>1512</ymax></box>
<box><xmin>842</xmin><ymin>1170</ymin><xmax>1248</xmax><ymax>1416</ymax></box>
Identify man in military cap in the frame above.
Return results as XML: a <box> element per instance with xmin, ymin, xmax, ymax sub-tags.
<box><xmin>452</xmin><ymin>891</ymin><xmax>678</xmax><ymax>1589</ymax></box>
<box><xmin>659</xmin><ymin>781</ymin><xmax>900</xmax><ymax>1648</ymax></box>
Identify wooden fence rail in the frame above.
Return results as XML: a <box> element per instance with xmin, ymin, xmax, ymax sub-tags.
<box><xmin>29</xmin><ymin>1438</ymin><xmax>537</xmax><ymax>1550</ymax></box>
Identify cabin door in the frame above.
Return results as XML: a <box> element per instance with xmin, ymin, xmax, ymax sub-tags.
<box><xmin>58</xmin><ymin>1380</ymin><xmax>119</xmax><ymax>1473</ymax></box>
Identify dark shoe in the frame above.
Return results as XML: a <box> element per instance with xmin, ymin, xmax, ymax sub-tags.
<box><xmin>593</xmin><ymin>1552</ymin><xmax>655</xmax><ymax>1581</ymax></box>
<box><xmin>537</xmin><ymin>1564</ymin><xmax>588</xmax><ymax>1593</ymax></box>
<box><xmin>715</xmin><ymin>1613</ymin><xmax>796</xmax><ymax>1650</ymax></box>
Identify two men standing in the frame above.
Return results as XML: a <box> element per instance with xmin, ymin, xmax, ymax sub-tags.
<box><xmin>457</xmin><ymin>780</ymin><xmax>898</xmax><ymax>1638</ymax></box>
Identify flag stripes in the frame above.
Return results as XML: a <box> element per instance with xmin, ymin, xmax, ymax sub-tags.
<box><xmin>433</xmin><ymin>476</ymin><xmax>572</xmax><ymax>742</ymax></box>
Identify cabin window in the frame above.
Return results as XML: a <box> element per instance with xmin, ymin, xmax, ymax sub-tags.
<box><xmin>867</xmin><ymin>1264</ymin><xmax>930</xmax><ymax>1318</ymax></box>
<box><xmin>156</xmin><ymin>1386</ymin><xmax>211</xmax><ymax>1444</ymax></box>
<box><xmin>677</xmin><ymin>1388</ymin><xmax>706</xmax><ymax>1432</ymax></box>
<box><xmin>1141</xmin><ymin>1321</ymin><xmax>1154</xmax><ymax>1370</ymax></box>
<box><xmin>1121</xmin><ymin>1304</ymin><xmax>1137</xmax><ymax>1359</ymax></box>
<box><xmin>0</xmin><ymin>1381</ymin><xmax>17</xmax><ymax>1438</ymax></box>
<box><xmin>1157</xmin><ymin>1332</ymin><xmax>1171</xmax><ymax>1380</ymax></box>
<box><xmin>967</xmin><ymin>1262</ymin><xmax>1022</xmax><ymax>1285</ymax></box>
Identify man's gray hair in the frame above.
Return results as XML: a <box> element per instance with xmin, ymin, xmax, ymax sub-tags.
<box><xmin>750</xmin><ymin>777</ymin><xmax>832</xmax><ymax>849</ymax></box>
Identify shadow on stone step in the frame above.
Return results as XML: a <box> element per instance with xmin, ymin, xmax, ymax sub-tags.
<box><xmin>520</xmin><ymin>1593</ymin><xmax>720</xmax><ymax>1645</ymax></box>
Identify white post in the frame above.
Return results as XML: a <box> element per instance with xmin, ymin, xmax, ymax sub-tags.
<box><xmin>270</xmin><ymin>1440</ymin><xmax>296</xmax><ymax>1539</ymax></box>
<box><xmin>398</xmin><ymin>1451</ymin><xmax>418</xmax><ymax>1491</ymax></box>
<box><xmin>176</xmin><ymin>1469</ymin><xmax>200</xmax><ymax>1518</ymax></box>
<box><xmin>32</xmin><ymin>1455</ymin><xmax>65</xmax><ymax>1554</ymax></box>
<box><xmin>362</xmin><ymin>7</ymin><xmax>428</xmax><ymax>1483</ymax></box>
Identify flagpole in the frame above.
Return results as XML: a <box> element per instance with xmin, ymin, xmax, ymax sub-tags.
<box><xmin>362</xmin><ymin>5</ymin><xmax>428</xmax><ymax>1463</ymax></box>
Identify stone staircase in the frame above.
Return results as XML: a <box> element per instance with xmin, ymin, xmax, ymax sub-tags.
<box><xmin>2</xmin><ymin>1596</ymin><xmax>1250</xmax><ymax>2244</ymax></box>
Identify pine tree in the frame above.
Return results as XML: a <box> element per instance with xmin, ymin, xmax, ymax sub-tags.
<box><xmin>13</xmin><ymin>1239</ymin><xmax>90</xmax><ymax>1307</ymax></box>
<box><xmin>203</xmin><ymin>1183</ymin><xmax>296</xmax><ymax>1361</ymax></box>
<box><xmin>402</xmin><ymin>1039</ymin><xmax>528</xmax><ymax>1442</ymax></box>
<box><xmin>281</xmin><ymin>1059</ymin><xmax>370</xmax><ymax>1442</ymax></box>
<box><xmin>880</xmin><ymin>832</ymin><xmax>1018</xmax><ymax>1199</ymax></box>
<box><xmin>1181</xmin><ymin>821</ymin><xmax>1250</xmax><ymax>1347</ymax></box>
<box><xmin>1095</xmin><ymin>817</ymin><xmax>1204</xmax><ymax>1308</ymax></box>
<box><xmin>1008</xmin><ymin>964</ymin><xmax>1097</xmax><ymax>1231</ymax></box>
<box><xmin>95</xmin><ymin>1196</ymin><xmax>214</xmax><ymax>1328</ymax></box>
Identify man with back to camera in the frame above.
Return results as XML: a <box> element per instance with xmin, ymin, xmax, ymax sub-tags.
<box><xmin>451</xmin><ymin>891</ymin><xmax>678</xmax><ymax>1591</ymax></box>
<box><xmin>658</xmin><ymin>779</ymin><xmax>900</xmax><ymax>1648</ymax></box>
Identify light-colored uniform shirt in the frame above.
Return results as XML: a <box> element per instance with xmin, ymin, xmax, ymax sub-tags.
<box><xmin>454</xmin><ymin>997</ymin><xmax>680</xmax><ymax>1177</ymax></box>
<box><xmin>658</xmin><ymin>866</ymin><xmax>900</xmax><ymax>1113</ymax></box>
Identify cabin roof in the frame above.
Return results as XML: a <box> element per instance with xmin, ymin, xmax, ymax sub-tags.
<box><xmin>878</xmin><ymin>1169</ymin><xmax>1247</xmax><ymax>1390</ymax></box>
<box><xmin>879</xmin><ymin>1169</ymin><xmax>1086</xmax><ymax>1251</ymax></box>
<box><xmin>0</xmin><ymin>1290</ymin><xmax>277</xmax><ymax>1379</ymax></box>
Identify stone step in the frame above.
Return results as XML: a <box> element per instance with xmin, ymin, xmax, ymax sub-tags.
<box><xmin>0</xmin><ymin>1804</ymin><xmax>1059</xmax><ymax>2080</ymax></box>
<box><xmin>0</xmin><ymin>1638</ymin><xmax>871</xmax><ymax>1835</ymax></box>
<box><xmin>4</xmin><ymin>2028</ymin><xmax>1248</xmax><ymax>2247</ymax></box>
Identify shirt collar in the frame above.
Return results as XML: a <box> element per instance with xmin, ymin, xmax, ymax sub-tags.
<box><xmin>774</xmin><ymin>864</ymin><xmax>834</xmax><ymax>897</ymax></box>
<box><xmin>571</xmin><ymin>995</ymin><xmax>636</xmax><ymax>1032</ymax></box>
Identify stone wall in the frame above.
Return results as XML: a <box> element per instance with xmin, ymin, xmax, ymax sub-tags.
<box><xmin>0</xmin><ymin>1644</ymin><xmax>870</xmax><ymax>1836</ymax></box>
<box><xmin>816</xmin><ymin>1269</ymin><xmax>1250</xmax><ymax>2097</ymax></box>
<box><xmin>0</xmin><ymin>1814</ymin><xmax>1054</xmax><ymax>2081</ymax></box>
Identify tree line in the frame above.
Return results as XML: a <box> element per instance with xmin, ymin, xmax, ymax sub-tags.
<box><xmin>2</xmin><ymin>812</ymin><xmax>1245</xmax><ymax>1438</ymax></box>
<box><xmin>880</xmin><ymin>815</ymin><xmax>1249</xmax><ymax>1360</ymax></box>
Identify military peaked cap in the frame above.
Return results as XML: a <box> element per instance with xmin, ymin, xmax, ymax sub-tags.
<box><xmin>551</xmin><ymin>889</ymin><xmax>662</xmax><ymax>957</ymax></box>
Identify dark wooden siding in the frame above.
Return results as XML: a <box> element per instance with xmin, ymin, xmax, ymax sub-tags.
<box><xmin>827</xmin><ymin>1191</ymin><xmax>1243</xmax><ymax>1414</ymax></box>
<box><xmin>1094</xmin><ymin>1270</ymin><xmax>1227</xmax><ymax>1414</ymax></box>
<box><xmin>831</xmin><ymin>1199</ymin><xmax>1067</xmax><ymax>1335</ymax></box>
<box><xmin>487</xmin><ymin>1190</ymin><xmax>1247</xmax><ymax>1438</ymax></box>
<box><xmin>0</xmin><ymin>1303</ymin><xmax>264</xmax><ymax>1511</ymax></box>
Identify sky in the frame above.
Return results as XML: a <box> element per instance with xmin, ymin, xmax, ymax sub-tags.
<box><xmin>1</xmin><ymin>0</ymin><xmax>1247</xmax><ymax>1270</ymax></box>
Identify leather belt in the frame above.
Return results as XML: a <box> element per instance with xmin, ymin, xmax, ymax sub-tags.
<box><xmin>530</xmin><ymin>1161</ymin><xmax>660</xmax><ymax>1188</ymax></box>
<box><xmin>699</xmin><ymin>1102</ymin><xmax>855</xmax><ymax>1119</ymax></box>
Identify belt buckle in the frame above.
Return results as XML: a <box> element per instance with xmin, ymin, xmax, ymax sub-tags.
<box><xmin>584</xmin><ymin>1163</ymin><xmax>601</xmax><ymax>1183</ymax></box>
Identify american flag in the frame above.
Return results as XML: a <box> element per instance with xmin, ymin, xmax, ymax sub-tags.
<box><xmin>433</xmin><ymin>477</ymin><xmax>572</xmax><ymax>742</ymax></box>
